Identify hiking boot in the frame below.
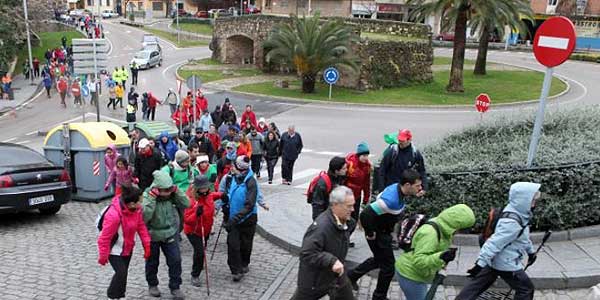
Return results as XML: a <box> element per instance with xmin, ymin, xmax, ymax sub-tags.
<box><xmin>171</xmin><ymin>289</ymin><xmax>185</xmax><ymax>300</ymax></box>
<box><xmin>232</xmin><ymin>273</ymin><xmax>244</xmax><ymax>282</ymax></box>
<box><xmin>242</xmin><ymin>266</ymin><xmax>249</xmax><ymax>274</ymax></box>
<box><xmin>191</xmin><ymin>276</ymin><xmax>202</xmax><ymax>287</ymax></box>
<box><xmin>148</xmin><ymin>286</ymin><xmax>161</xmax><ymax>297</ymax></box>
<box><xmin>268</xmin><ymin>180</ymin><xmax>272</xmax><ymax>184</ymax></box>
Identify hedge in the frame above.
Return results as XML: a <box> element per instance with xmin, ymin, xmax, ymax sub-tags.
<box><xmin>570</xmin><ymin>52</ymin><xmax>600</xmax><ymax>63</ymax></box>
<box><xmin>408</xmin><ymin>108</ymin><xmax>600</xmax><ymax>232</ymax></box>
<box><xmin>175</xmin><ymin>17</ymin><xmax>212</xmax><ymax>25</ymax></box>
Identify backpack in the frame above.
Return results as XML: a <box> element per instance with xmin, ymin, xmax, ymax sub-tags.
<box><xmin>305</xmin><ymin>171</ymin><xmax>332</xmax><ymax>204</ymax></box>
<box><xmin>95</xmin><ymin>205</ymin><xmax>121</xmax><ymax>247</ymax></box>
<box><xmin>478</xmin><ymin>207</ymin><xmax>526</xmax><ymax>247</ymax></box>
<box><xmin>389</xmin><ymin>143</ymin><xmax>419</xmax><ymax>169</ymax></box>
<box><xmin>397</xmin><ymin>214</ymin><xmax>441</xmax><ymax>252</ymax></box>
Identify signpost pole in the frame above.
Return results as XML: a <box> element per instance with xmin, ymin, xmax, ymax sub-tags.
<box><xmin>328</xmin><ymin>84</ymin><xmax>332</xmax><ymax>100</ymax></box>
<box><xmin>93</xmin><ymin>39</ymin><xmax>100</xmax><ymax>122</ymax></box>
<box><xmin>526</xmin><ymin>67</ymin><xmax>554</xmax><ymax>167</ymax></box>
<box><xmin>192</xmin><ymin>80</ymin><xmax>197</xmax><ymax>128</ymax></box>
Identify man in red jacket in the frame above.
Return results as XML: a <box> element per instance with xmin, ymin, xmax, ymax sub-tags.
<box><xmin>71</xmin><ymin>78</ymin><xmax>82</xmax><ymax>106</ymax></box>
<box><xmin>240</xmin><ymin>105</ymin><xmax>257</xmax><ymax>131</ymax></box>
<box><xmin>196</xmin><ymin>90</ymin><xmax>208</xmax><ymax>112</ymax></box>
<box><xmin>345</xmin><ymin>142</ymin><xmax>371</xmax><ymax>247</ymax></box>
<box><xmin>147</xmin><ymin>92</ymin><xmax>160</xmax><ymax>121</ymax></box>
<box><xmin>57</xmin><ymin>76</ymin><xmax>68</xmax><ymax>108</ymax></box>
<box><xmin>183</xmin><ymin>175</ymin><xmax>222</xmax><ymax>286</ymax></box>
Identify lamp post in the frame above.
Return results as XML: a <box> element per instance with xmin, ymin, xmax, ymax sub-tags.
<box><xmin>22</xmin><ymin>0</ymin><xmax>35</xmax><ymax>85</ymax></box>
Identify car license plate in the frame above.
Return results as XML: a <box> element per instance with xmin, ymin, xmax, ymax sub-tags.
<box><xmin>29</xmin><ymin>195</ymin><xmax>54</xmax><ymax>206</ymax></box>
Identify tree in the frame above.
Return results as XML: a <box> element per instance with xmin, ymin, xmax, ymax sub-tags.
<box><xmin>263</xmin><ymin>13</ymin><xmax>358</xmax><ymax>93</ymax></box>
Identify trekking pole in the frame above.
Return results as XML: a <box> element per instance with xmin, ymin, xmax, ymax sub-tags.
<box><xmin>502</xmin><ymin>230</ymin><xmax>552</xmax><ymax>300</ymax></box>
<box><xmin>210</xmin><ymin>215</ymin><xmax>224</xmax><ymax>261</ymax></box>
<box><xmin>199</xmin><ymin>217</ymin><xmax>210</xmax><ymax>296</ymax></box>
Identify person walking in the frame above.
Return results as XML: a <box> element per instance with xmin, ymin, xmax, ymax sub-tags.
<box><xmin>377</xmin><ymin>129</ymin><xmax>427</xmax><ymax>195</ymax></box>
<box><xmin>104</xmin><ymin>157</ymin><xmax>135</xmax><ymax>196</ymax></box>
<box><xmin>396</xmin><ymin>204</ymin><xmax>475</xmax><ymax>300</ymax></box>
<box><xmin>120</xmin><ymin>65</ymin><xmax>129</xmax><ymax>91</ymax></box>
<box><xmin>211</xmin><ymin>105</ymin><xmax>223</xmax><ymax>129</ymax></box>
<box><xmin>134</xmin><ymin>138</ymin><xmax>164</xmax><ymax>191</ymax></box>
<box><xmin>246</xmin><ymin>127</ymin><xmax>264</xmax><ymax>178</ymax></box>
<box><xmin>310</xmin><ymin>156</ymin><xmax>348</xmax><ymax>221</ymax></box>
<box><xmin>166</xmin><ymin>88</ymin><xmax>178</xmax><ymax>116</ymax></box>
<box><xmin>147</xmin><ymin>92</ymin><xmax>160</xmax><ymax>121</ymax></box>
<box><xmin>105</xmin><ymin>144</ymin><xmax>121</xmax><ymax>178</ymax></box>
<box><xmin>291</xmin><ymin>186</ymin><xmax>357</xmax><ymax>300</ymax></box>
<box><xmin>183</xmin><ymin>175</ymin><xmax>222</xmax><ymax>286</ymax></box>
<box><xmin>107</xmin><ymin>82</ymin><xmax>117</xmax><ymax>110</ymax></box>
<box><xmin>345</xmin><ymin>142</ymin><xmax>371</xmax><ymax>247</ymax></box>
<box><xmin>221</xmin><ymin>156</ymin><xmax>259</xmax><ymax>282</ymax></box>
<box><xmin>71</xmin><ymin>77</ymin><xmax>82</xmax><ymax>106</ymax></box>
<box><xmin>23</xmin><ymin>59</ymin><xmax>31</xmax><ymax>80</ymax></box>
<box><xmin>240</xmin><ymin>105</ymin><xmax>258</xmax><ymax>131</ymax></box>
<box><xmin>97</xmin><ymin>184</ymin><xmax>151</xmax><ymax>300</ymax></box>
<box><xmin>57</xmin><ymin>76</ymin><xmax>68</xmax><ymax>108</ymax></box>
<box><xmin>89</xmin><ymin>76</ymin><xmax>99</xmax><ymax>107</ymax></box>
<box><xmin>33</xmin><ymin>57</ymin><xmax>40</xmax><ymax>78</ymax></box>
<box><xmin>263</xmin><ymin>131</ymin><xmax>279</xmax><ymax>184</ymax></box>
<box><xmin>347</xmin><ymin>169</ymin><xmax>424</xmax><ymax>300</ymax></box>
<box><xmin>199</xmin><ymin>110</ymin><xmax>213</xmax><ymax>133</ymax></box>
<box><xmin>456</xmin><ymin>182</ymin><xmax>542</xmax><ymax>300</ymax></box>
<box><xmin>157</xmin><ymin>132</ymin><xmax>179</xmax><ymax>163</ymax></box>
<box><xmin>279</xmin><ymin>125</ymin><xmax>303</xmax><ymax>185</ymax></box>
<box><xmin>142</xmin><ymin>171</ymin><xmax>190</xmax><ymax>300</ymax></box>
<box><xmin>196</xmin><ymin>155</ymin><xmax>218</xmax><ymax>191</ymax></box>
<box><xmin>130</xmin><ymin>62</ymin><xmax>139</xmax><ymax>86</ymax></box>
<box><xmin>43</xmin><ymin>72</ymin><xmax>53</xmax><ymax>99</ymax></box>
<box><xmin>115</xmin><ymin>83</ymin><xmax>124</xmax><ymax>109</ymax></box>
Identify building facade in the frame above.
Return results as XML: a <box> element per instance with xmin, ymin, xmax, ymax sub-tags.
<box><xmin>259</xmin><ymin>0</ymin><xmax>352</xmax><ymax>17</ymax></box>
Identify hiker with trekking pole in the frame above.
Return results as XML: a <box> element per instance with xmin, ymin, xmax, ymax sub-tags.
<box><xmin>456</xmin><ymin>182</ymin><xmax>545</xmax><ymax>300</ymax></box>
<box><xmin>183</xmin><ymin>175</ymin><xmax>223</xmax><ymax>293</ymax></box>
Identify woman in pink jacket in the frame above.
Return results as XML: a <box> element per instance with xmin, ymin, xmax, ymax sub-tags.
<box><xmin>97</xmin><ymin>184</ymin><xmax>151</xmax><ymax>300</ymax></box>
<box><xmin>104</xmin><ymin>157</ymin><xmax>136</xmax><ymax>196</ymax></box>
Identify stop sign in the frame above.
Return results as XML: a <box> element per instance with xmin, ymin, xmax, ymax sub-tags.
<box><xmin>533</xmin><ymin>16</ymin><xmax>576</xmax><ymax>68</ymax></box>
<box><xmin>475</xmin><ymin>93</ymin><xmax>491</xmax><ymax>113</ymax></box>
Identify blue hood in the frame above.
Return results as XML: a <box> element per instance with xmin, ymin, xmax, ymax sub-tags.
<box><xmin>159</xmin><ymin>131</ymin><xmax>171</xmax><ymax>144</ymax></box>
<box><xmin>503</xmin><ymin>182</ymin><xmax>541</xmax><ymax>223</ymax></box>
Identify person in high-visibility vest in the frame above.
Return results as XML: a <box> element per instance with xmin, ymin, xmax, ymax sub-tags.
<box><xmin>120</xmin><ymin>66</ymin><xmax>129</xmax><ymax>91</ymax></box>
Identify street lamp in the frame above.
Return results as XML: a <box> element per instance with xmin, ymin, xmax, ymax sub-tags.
<box><xmin>22</xmin><ymin>0</ymin><xmax>35</xmax><ymax>85</ymax></box>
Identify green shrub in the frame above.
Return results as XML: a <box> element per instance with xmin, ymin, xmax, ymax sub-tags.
<box><xmin>176</xmin><ymin>17</ymin><xmax>212</xmax><ymax>25</ymax></box>
<box><xmin>570</xmin><ymin>53</ymin><xmax>600</xmax><ymax>63</ymax></box>
<box><xmin>414</xmin><ymin>107</ymin><xmax>600</xmax><ymax>232</ymax></box>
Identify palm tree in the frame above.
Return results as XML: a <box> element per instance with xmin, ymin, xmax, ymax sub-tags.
<box><xmin>263</xmin><ymin>13</ymin><xmax>358</xmax><ymax>93</ymax></box>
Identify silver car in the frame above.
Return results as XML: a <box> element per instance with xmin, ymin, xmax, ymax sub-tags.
<box><xmin>131</xmin><ymin>50</ymin><xmax>162</xmax><ymax>69</ymax></box>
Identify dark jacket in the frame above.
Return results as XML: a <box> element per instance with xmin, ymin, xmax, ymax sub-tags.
<box><xmin>279</xmin><ymin>132</ymin><xmax>303</xmax><ymax>161</ymax></box>
<box><xmin>264</xmin><ymin>137</ymin><xmax>280</xmax><ymax>159</ymax></box>
<box><xmin>211</xmin><ymin>109</ymin><xmax>223</xmax><ymax>128</ymax></box>
<box><xmin>134</xmin><ymin>149</ymin><xmax>164</xmax><ymax>190</ymax></box>
<box><xmin>189</xmin><ymin>136</ymin><xmax>215</xmax><ymax>159</ymax></box>
<box><xmin>378</xmin><ymin>143</ymin><xmax>427</xmax><ymax>191</ymax></box>
<box><xmin>361</xmin><ymin>183</ymin><xmax>406</xmax><ymax>237</ymax></box>
<box><xmin>297</xmin><ymin>209</ymin><xmax>356</xmax><ymax>293</ymax></box>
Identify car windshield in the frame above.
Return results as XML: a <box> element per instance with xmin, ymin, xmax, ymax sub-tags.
<box><xmin>135</xmin><ymin>52</ymin><xmax>150</xmax><ymax>59</ymax></box>
<box><xmin>143</xmin><ymin>36</ymin><xmax>157</xmax><ymax>43</ymax></box>
<box><xmin>0</xmin><ymin>146</ymin><xmax>49</xmax><ymax>168</ymax></box>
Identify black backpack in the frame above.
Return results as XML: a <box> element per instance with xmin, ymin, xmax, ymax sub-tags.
<box><xmin>397</xmin><ymin>214</ymin><xmax>441</xmax><ymax>252</ymax></box>
<box><xmin>479</xmin><ymin>207</ymin><xmax>526</xmax><ymax>247</ymax></box>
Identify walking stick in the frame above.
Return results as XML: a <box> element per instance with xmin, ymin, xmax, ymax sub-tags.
<box><xmin>199</xmin><ymin>217</ymin><xmax>210</xmax><ymax>296</ymax></box>
<box><xmin>502</xmin><ymin>230</ymin><xmax>552</xmax><ymax>300</ymax></box>
<box><xmin>210</xmin><ymin>215</ymin><xmax>224</xmax><ymax>261</ymax></box>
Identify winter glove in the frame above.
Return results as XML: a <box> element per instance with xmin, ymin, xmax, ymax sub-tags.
<box><xmin>467</xmin><ymin>264</ymin><xmax>482</xmax><ymax>278</ymax></box>
<box><xmin>196</xmin><ymin>205</ymin><xmax>204</xmax><ymax>217</ymax></box>
<box><xmin>440</xmin><ymin>250</ymin><xmax>457</xmax><ymax>264</ymax></box>
<box><xmin>98</xmin><ymin>256</ymin><xmax>108</xmax><ymax>266</ymax></box>
<box><xmin>527</xmin><ymin>253</ymin><xmax>537</xmax><ymax>267</ymax></box>
<box><xmin>149</xmin><ymin>188</ymin><xmax>160</xmax><ymax>199</ymax></box>
<box><xmin>144</xmin><ymin>246</ymin><xmax>151</xmax><ymax>261</ymax></box>
<box><xmin>104</xmin><ymin>184</ymin><xmax>109</xmax><ymax>191</ymax></box>
<box><xmin>221</xmin><ymin>193</ymin><xmax>229</xmax><ymax>204</ymax></box>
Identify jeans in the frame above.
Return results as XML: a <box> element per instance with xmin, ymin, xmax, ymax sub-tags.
<box><xmin>227</xmin><ymin>219</ymin><xmax>257</xmax><ymax>274</ymax></box>
<box><xmin>108</xmin><ymin>98</ymin><xmax>116</xmax><ymax>109</ymax></box>
<box><xmin>281</xmin><ymin>158</ymin><xmax>296</xmax><ymax>182</ymax></box>
<box><xmin>107</xmin><ymin>255</ymin><xmax>132</xmax><ymax>299</ymax></box>
<box><xmin>397</xmin><ymin>272</ymin><xmax>429</xmax><ymax>300</ymax></box>
<box><xmin>456</xmin><ymin>267</ymin><xmax>534</xmax><ymax>300</ymax></box>
<box><xmin>347</xmin><ymin>233</ymin><xmax>395</xmax><ymax>300</ymax></box>
<box><xmin>250</xmin><ymin>154</ymin><xmax>262</xmax><ymax>177</ymax></box>
<box><xmin>145</xmin><ymin>237</ymin><xmax>183</xmax><ymax>290</ymax></box>
<box><xmin>266</xmin><ymin>157</ymin><xmax>278</xmax><ymax>181</ymax></box>
<box><xmin>186</xmin><ymin>234</ymin><xmax>209</xmax><ymax>277</ymax></box>
<box><xmin>291</xmin><ymin>275</ymin><xmax>356</xmax><ymax>300</ymax></box>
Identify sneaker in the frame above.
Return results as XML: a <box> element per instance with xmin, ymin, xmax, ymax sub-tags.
<box><xmin>171</xmin><ymin>289</ymin><xmax>185</xmax><ymax>300</ymax></box>
<box><xmin>242</xmin><ymin>266</ymin><xmax>249</xmax><ymax>274</ymax></box>
<box><xmin>148</xmin><ymin>286</ymin><xmax>161</xmax><ymax>297</ymax></box>
<box><xmin>232</xmin><ymin>273</ymin><xmax>244</xmax><ymax>282</ymax></box>
<box><xmin>268</xmin><ymin>180</ymin><xmax>272</xmax><ymax>184</ymax></box>
<box><xmin>350</xmin><ymin>279</ymin><xmax>359</xmax><ymax>291</ymax></box>
<box><xmin>281</xmin><ymin>180</ymin><xmax>288</xmax><ymax>185</ymax></box>
<box><xmin>191</xmin><ymin>276</ymin><xmax>201</xmax><ymax>287</ymax></box>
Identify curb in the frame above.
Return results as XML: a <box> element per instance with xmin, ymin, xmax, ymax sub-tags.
<box><xmin>0</xmin><ymin>81</ymin><xmax>43</xmax><ymax>118</ymax></box>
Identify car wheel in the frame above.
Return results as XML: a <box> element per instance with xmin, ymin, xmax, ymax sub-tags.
<box><xmin>39</xmin><ymin>205</ymin><xmax>61</xmax><ymax>215</ymax></box>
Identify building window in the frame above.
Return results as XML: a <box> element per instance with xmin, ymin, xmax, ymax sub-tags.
<box><xmin>265</xmin><ymin>0</ymin><xmax>271</xmax><ymax>8</ymax></box>
<box><xmin>106</xmin><ymin>0</ymin><xmax>110</xmax><ymax>6</ymax></box>
<box><xmin>87</xmin><ymin>0</ymin><xmax>93</xmax><ymax>6</ymax></box>
<box><xmin>137</xmin><ymin>2</ymin><xmax>143</xmax><ymax>10</ymax></box>
<box><xmin>152</xmin><ymin>1</ymin><xmax>163</xmax><ymax>10</ymax></box>
<box><xmin>280</xmin><ymin>0</ymin><xmax>287</xmax><ymax>7</ymax></box>
<box><xmin>548</xmin><ymin>0</ymin><xmax>558</xmax><ymax>6</ymax></box>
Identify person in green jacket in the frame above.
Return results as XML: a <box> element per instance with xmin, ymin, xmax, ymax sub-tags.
<box><xmin>142</xmin><ymin>170</ymin><xmax>190</xmax><ymax>300</ymax></box>
<box><xmin>196</xmin><ymin>155</ymin><xmax>217</xmax><ymax>191</ymax></box>
<box><xmin>395</xmin><ymin>204</ymin><xmax>475</xmax><ymax>300</ymax></box>
<box><xmin>161</xmin><ymin>150</ymin><xmax>199</xmax><ymax>192</ymax></box>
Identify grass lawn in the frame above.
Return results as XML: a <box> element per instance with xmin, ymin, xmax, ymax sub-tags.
<box><xmin>193</xmin><ymin>58</ymin><xmax>222</xmax><ymax>65</ymax></box>
<box><xmin>15</xmin><ymin>30</ymin><xmax>84</xmax><ymax>75</ymax></box>
<box><xmin>361</xmin><ymin>32</ymin><xmax>428</xmax><ymax>43</ymax></box>
<box><xmin>232</xmin><ymin>70</ymin><xmax>567</xmax><ymax>106</ymax></box>
<box><xmin>143</xmin><ymin>28</ymin><xmax>208</xmax><ymax>48</ymax></box>
<box><xmin>175</xmin><ymin>23</ymin><xmax>213</xmax><ymax>36</ymax></box>
<box><xmin>178</xmin><ymin>68</ymin><xmax>263</xmax><ymax>83</ymax></box>
<box><xmin>433</xmin><ymin>56</ymin><xmax>477</xmax><ymax>65</ymax></box>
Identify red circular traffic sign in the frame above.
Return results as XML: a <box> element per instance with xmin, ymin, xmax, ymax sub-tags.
<box><xmin>475</xmin><ymin>93</ymin><xmax>491</xmax><ymax>113</ymax></box>
<box><xmin>533</xmin><ymin>16</ymin><xmax>576</xmax><ymax>68</ymax></box>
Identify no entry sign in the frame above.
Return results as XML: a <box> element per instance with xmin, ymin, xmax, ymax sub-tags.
<box><xmin>533</xmin><ymin>16</ymin><xmax>576</xmax><ymax>68</ymax></box>
<box><xmin>475</xmin><ymin>93</ymin><xmax>491</xmax><ymax>113</ymax></box>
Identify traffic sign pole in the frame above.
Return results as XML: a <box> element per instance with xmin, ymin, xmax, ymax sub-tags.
<box><xmin>93</xmin><ymin>38</ymin><xmax>100</xmax><ymax>122</ymax></box>
<box><xmin>526</xmin><ymin>67</ymin><xmax>554</xmax><ymax>167</ymax></box>
<box><xmin>328</xmin><ymin>84</ymin><xmax>332</xmax><ymax>100</ymax></box>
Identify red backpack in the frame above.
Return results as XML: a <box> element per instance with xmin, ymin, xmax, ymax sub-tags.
<box><xmin>305</xmin><ymin>171</ymin><xmax>332</xmax><ymax>204</ymax></box>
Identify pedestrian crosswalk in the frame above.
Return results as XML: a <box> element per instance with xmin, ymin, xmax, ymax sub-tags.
<box><xmin>258</xmin><ymin>167</ymin><xmax>321</xmax><ymax>190</ymax></box>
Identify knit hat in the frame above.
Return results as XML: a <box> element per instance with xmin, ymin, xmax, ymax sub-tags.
<box><xmin>235</xmin><ymin>155</ymin><xmax>250</xmax><ymax>171</ymax></box>
<box><xmin>175</xmin><ymin>150</ymin><xmax>190</xmax><ymax>165</ymax></box>
<box><xmin>398</xmin><ymin>129</ymin><xmax>412</xmax><ymax>142</ymax></box>
<box><xmin>152</xmin><ymin>170</ymin><xmax>173</xmax><ymax>189</ymax></box>
<box><xmin>193</xmin><ymin>175</ymin><xmax>211</xmax><ymax>189</ymax></box>
<box><xmin>328</xmin><ymin>156</ymin><xmax>346</xmax><ymax>173</ymax></box>
<box><xmin>258</xmin><ymin>117</ymin><xmax>266</xmax><ymax>124</ymax></box>
<box><xmin>356</xmin><ymin>142</ymin><xmax>370</xmax><ymax>156</ymax></box>
<box><xmin>197</xmin><ymin>155</ymin><xmax>210</xmax><ymax>164</ymax></box>
<box><xmin>138</xmin><ymin>138</ymin><xmax>150</xmax><ymax>149</ymax></box>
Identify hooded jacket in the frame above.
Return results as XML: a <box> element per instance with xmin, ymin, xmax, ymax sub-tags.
<box><xmin>142</xmin><ymin>171</ymin><xmax>190</xmax><ymax>241</ymax></box>
<box><xmin>158</xmin><ymin>131</ymin><xmax>178</xmax><ymax>162</ymax></box>
<box><xmin>476</xmin><ymin>182</ymin><xmax>539</xmax><ymax>271</ymax></box>
<box><xmin>395</xmin><ymin>204</ymin><xmax>475</xmax><ymax>283</ymax></box>
<box><xmin>184</xmin><ymin>188</ymin><xmax>221</xmax><ymax>237</ymax></box>
<box><xmin>345</xmin><ymin>153</ymin><xmax>371</xmax><ymax>203</ymax></box>
<box><xmin>247</xmin><ymin>132</ymin><xmax>264</xmax><ymax>155</ymax></box>
<box><xmin>198</xmin><ymin>163</ymin><xmax>218</xmax><ymax>191</ymax></box>
<box><xmin>241</xmin><ymin>110</ymin><xmax>258</xmax><ymax>130</ymax></box>
<box><xmin>378</xmin><ymin>133</ymin><xmax>427</xmax><ymax>191</ymax></box>
<box><xmin>104</xmin><ymin>144</ymin><xmax>120</xmax><ymax>173</ymax></box>
<box><xmin>97</xmin><ymin>196</ymin><xmax>151</xmax><ymax>260</ymax></box>
<box><xmin>105</xmin><ymin>165</ymin><xmax>134</xmax><ymax>190</ymax></box>
<box><xmin>161</xmin><ymin>161</ymin><xmax>199</xmax><ymax>193</ymax></box>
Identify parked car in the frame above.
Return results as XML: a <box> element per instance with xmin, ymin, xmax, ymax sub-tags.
<box><xmin>131</xmin><ymin>50</ymin><xmax>162</xmax><ymax>69</ymax></box>
<box><xmin>171</xmin><ymin>9</ymin><xmax>191</xmax><ymax>18</ymax></box>
<box><xmin>142</xmin><ymin>34</ymin><xmax>159</xmax><ymax>47</ymax></box>
<box><xmin>195</xmin><ymin>10</ymin><xmax>209</xmax><ymax>18</ymax></box>
<box><xmin>101</xmin><ymin>10</ymin><xmax>119</xmax><ymax>18</ymax></box>
<box><xmin>0</xmin><ymin>143</ymin><xmax>71</xmax><ymax>215</ymax></box>
<box><xmin>69</xmin><ymin>9</ymin><xmax>91</xmax><ymax>17</ymax></box>
<box><xmin>245</xmin><ymin>5</ymin><xmax>261</xmax><ymax>14</ymax></box>
<box><xmin>209</xmin><ymin>8</ymin><xmax>232</xmax><ymax>17</ymax></box>
<box><xmin>435</xmin><ymin>32</ymin><xmax>455</xmax><ymax>41</ymax></box>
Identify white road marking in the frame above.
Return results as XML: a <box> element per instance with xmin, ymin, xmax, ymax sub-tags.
<box><xmin>302</xmin><ymin>148</ymin><xmax>314</xmax><ymax>152</ymax></box>
<box><xmin>315</xmin><ymin>151</ymin><xmax>343</xmax><ymax>156</ymax></box>
<box><xmin>260</xmin><ymin>168</ymin><xmax>319</xmax><ymax>186</ymax></box>
<box><xmin>26</xmin><ymin>131</ymin><xmax>38</xmax><ymax>136</ymax></box>
<box><xmin>538</xmin><ymin>36</ymin><xmax>570</xmax><ymax>50</ymax></box>
<box><xmin>15</xmin><ymin>140</ymin><xmax>30</xmax><ymax>145</ymax></box>
<box><xmin>2</xmin><ymin>137</ymin><xmax>17</xmax><ymax>142</ymax></box>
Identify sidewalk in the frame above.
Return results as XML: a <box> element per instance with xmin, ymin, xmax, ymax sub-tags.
<box><xmin>258</xmin><ymin>186</ymin><xmax>600</xmax><ymax>290</ymax></box>
<box><xmin>0</xmin><ymin>74</ymin><xmax>42</xmax><ymax>116</ymax></box>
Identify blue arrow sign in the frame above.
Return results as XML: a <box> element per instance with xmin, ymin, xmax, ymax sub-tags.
<box><xmin>323</xmin><ymin>67</ymin><xmax>339</xmax><ymax>85</ymax></box>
